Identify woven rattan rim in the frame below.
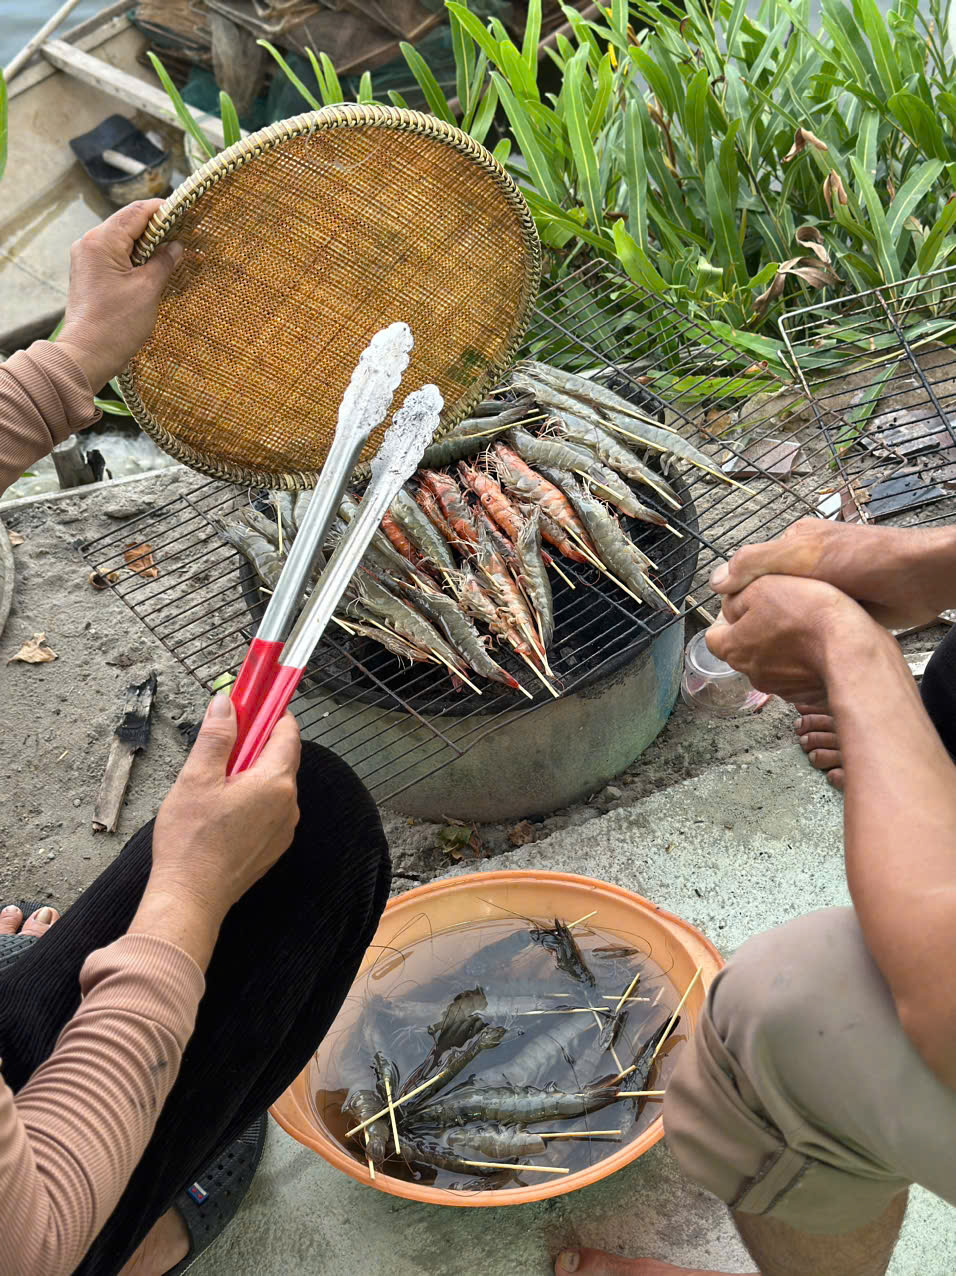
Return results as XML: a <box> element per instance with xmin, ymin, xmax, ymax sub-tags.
<box><xmin>117</xmin><ymin>104</ymin><xmax>541</xmax><ymax>489</ymax></box>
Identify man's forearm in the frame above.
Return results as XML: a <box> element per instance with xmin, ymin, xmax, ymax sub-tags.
<box><xmin>826</xmin><ymin>627</ymin><xmax>956</xmax><ymax>1086</ymax></box>
<box><xmin>896</xmin><ymin>526</ymin><xmax>956</xmax><ymax>617</ymax></box>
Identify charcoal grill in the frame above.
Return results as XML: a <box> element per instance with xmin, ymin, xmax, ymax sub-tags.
<box><xmin>82</xmin><ymin>260</ymin><xmax>864</xmax><ymax>820</ymax></box>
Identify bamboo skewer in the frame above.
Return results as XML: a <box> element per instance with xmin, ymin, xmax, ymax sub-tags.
<box><xmin>345</xmin><ymin>1072</ymin><xmax>446</xmax><ymax>1137</ymax></box>
<box><xmin>462</xmin><ymin>1160</ymin><xmax>570</xmax><ymax>1175</ymax></box>
<box><xmin>365</xmin><ymin>1131</ymin><xmax>375</xmax><ymax>1180</ymax></box>
<box><xmin>383</xmin><ymin>1075</ymin><xmax>401</xmax><ymax>1153</ymax></box>
<box><xmin>650</xmin><ymin>966</ymin><xmax>702</xmax><ymax>1064</ymax></box>
<box><xmin>613</xmin><ymin>970</ymin><xmax>642</xmax><ymax>1014</ymax></box>
<box><xmin>539</xmin><ymin>1130</ymin><xmax>622</xmax><ymax>1139</ymax></box>
<box><xmin>517</xmin><ymin>649</ymin><xmax>560</xmax><ymax>698</ymax></box>
<box><xmin>546</xmin><ymin>555</ymin><xmax>576</xmax><ymax>589</ymax></box>
<box><xmin>617</xmin><ymin>1090</ymin><xmax>665</xmax><ymax>1098</ymax></box>
<box><xmin>567</xmin><ymin>910</ymin><xmax>598</xmax><ymax>929</ymax></box>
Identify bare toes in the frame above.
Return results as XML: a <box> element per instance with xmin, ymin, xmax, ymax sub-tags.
<box><xmin>554</xmin><ymin>1250</ymin><xmax>689</xmax><ymax>1276</ymax></box>
<box><xmin>0</xmin><ymin>905</ymin><xmax>22</xmax><ymax>935</ymax></box>
<box><xmin>808</xmin><ymin>747</ymin><xmax>842</xmax><ymax>772</ymax></box>
<box><xmin>798</xmin><ymin>731</ymin><xmax>839</xmax><ymax>754</ymax></box>
<box><xmin>794</xmin><ymin>713</ymin><xmax>835</xmax><ymax>737</ymax></box>
<box><xmin>20</xmin><ymin>906</ymin><xmax>58</xmax><ymax>938</ymax></box>
<box><xmin>827</xmin><ymin>768</ymin><xmax>845</xmax><ymax>791</ymax></box>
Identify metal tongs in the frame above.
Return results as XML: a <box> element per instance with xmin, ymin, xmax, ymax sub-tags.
<box><xmin>227</xmin><ymin>323</ymin><xmax>442</xmax><ymax>773</ymax></box>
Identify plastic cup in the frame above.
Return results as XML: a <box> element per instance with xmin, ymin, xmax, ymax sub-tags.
<box><xmin>680</xmin><ymin>630</ymin><xmax>766</xmax><ymax>718</ymax></box>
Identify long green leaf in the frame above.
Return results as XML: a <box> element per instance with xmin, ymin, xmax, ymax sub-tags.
<box><xmin>148</xmin><ymin>52</ymin><xmax>216</xmax><ymax>158</ymax></box>
<box><xmin>524</xmin><ymin>189</ymin><xmax>612</xmax><ymax>251</ymax></box>
<box><xmin>886</xmin><ymin>159</ymin><xmax>944</xmax><ymax>243</ymax></box>
<box><xmin>258</xmin><ymin>42</ymin><xmax>321</xmax><ymax>109</ymax></box>
<box><xmin>855</xmin><ymin>0</ymin><xmax>901</xmax><ymax>98</ymax></box>
<box><xmin>917</xmin><ymin>198</ymin><xmax>956</xmax><ymax>273</ymax></box>
<box><xmin>624</xmin><ymin>98</ymin><xmax>648</xmax><ymax>250</ymax></box>
<box><xmin>854</xmin><ymin>109</ymin><xmax>879</xmax><ymax>180</ymax></box>
<box><xmin>491</xmin><ymin>71</ymin><xmax>563</xmax><ymax>202</ymax></box>
<box><xmin>469</xmin><ymin>80</ymin><xmax>498</xmax><ymax>144</ymax></box>
<box><xmin>522</xmin><ymin>0</ymin><xmax>542</xmax><ymax>69</ymax></box>
<box><xmin>400</xmin><ymin>41</ymin><xmax>456</xmax><ymax>123</ymax></box>
<box><xmin>449</xmin><ymin>10</ymin><xmax>473</xmax><ymax>112</ymax></box>
<box><xmin>705</xmin><ymin>160</ymin><xmax>746</xmax><ymax>284</ymax></box>
<box><xmin>565</xmin><ymin>51</ymin><xmax>603</xmax><ymax>228</ymax></box>
<box><xmin>888</xmin><ymin>91</ymin><xmax>949</xmax><ymax>161</ymax></box>
<box><xmin>849</xmin><ymin>157</ymin><xmax>900</xmax><ymax>281</ymax></box>
<box><xmin>683</xmin><ymin>66</ymin><xmax>712</xmax><ymax>173</ymax></box>
<box><xmin>219</xmin><ymin>92</ymin><xmax>241</xmax><ymax>147</ymax></box>
<box><xmin>0</xmin><ymin>71</ymin><xmax>6</xmax><ymax>183</ymax></box>
<box><xmin>613</xmin><ymin>222</ymin><xmax>669</xmax><ymax>293</ymax></box>
<box><xmin>446</xmin><ymin>3</ymin><xmax>503</xmax><ymax>69</ymax></box>
<box><xmin>587</xmin><ymin>52</ymin><xmax>614</xmax><ymax>135</ymax></box>
<box><xmin>358</xmin><ymin>71</ymin><xmax>374</xmax><ymax>104</ymax></box>
<box><xmin>628</xmin><ymin>47</ymin><xmax>677</xmax><ymax>118</ymax></box>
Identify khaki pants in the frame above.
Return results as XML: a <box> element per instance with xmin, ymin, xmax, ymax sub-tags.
<box><xmin>664</xmin><ymin>908</ymin><xmax>956</xmax><ymax>1234</ymax></box>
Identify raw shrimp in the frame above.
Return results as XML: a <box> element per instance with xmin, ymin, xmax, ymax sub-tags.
<box><xmin>351</xmin><ymin>574</ymin><xmax>468</xmax><ymax>675</ymax></box>
<box><xmin>405</xmin><ymin>1025</ymin><xmax>509</xmax><ymax>1100</ymax></box>
<box><xmin>515</xmin><ymin>511</ymin><xmax>554</xmax><ymax>649</ymax></box>
<box><xmin>390</xmin><ymin>489</ymin><xmax>457</xmax><ymax>577</ymax></box>
<box><xmin>373</xmin><ymin>1051</ymin><xmax>401</xmax><ymax>1104</ymax></box>
<box><xmin>530</xmin><ymin>919</ymin><xmax>597</xmax><ymax>987</ymax></box>
<box><xmin>503</xmin><ymin>1011</ymin><xmax>604</xmax><ymax>1087</ymax></box>
<box><xmin>400</xmin><ymin>583</ymin><xmax>522</xmax><ymax>691</ymax></box>
<box><xmin>419</xmin><ymin>403</ymin><xmax>533</xmax><ymax>468</ymax></box>
<box><xmin>239</xmin><ymin>506</ymin><xmax>281</xmax><ymax>547</ymax></box>
<box><xmin>218</xmin><ymin>518</ymin><xmax>282</xmax><ymax>591</ymax></box>
<box><xmin>398</xmin><ymin>1132</ymin><xmax>500</xmax><ymax>1176</ymax></box>
<box><xmin>414</xmin><ymin>1080</ymin><xmax>620</xmax><ymax>1126</ymax></box>
<box><xmin>441</xmin><ymin>1123</ymin><xmax>546</xmax><ymax>1160</ymax></box>
<box><xmin>343</xmin><ymin>1090</ymin><xmax>390</xmax><ymax>1163</ymax></box>
<box><xmin>341</xmin><ymin>618</ymin><xmax>431</xmax><ymax>664</ymax></box>
<box><xmin>271</xmin><ymin>490</ymin><xmax>298</xmax><ymax>545</ymax></box>
<box><xmin>553</xmin><ymin>414</ymin><xmax>680</xmax><ymax>508</ymax></box>
<box><xmin>538</xmin><ymin>468</ymin><xmax>674</xmax><ymax>612</ymax></box>
<box><xmin>294</xmin><ymin>488</ymin><xmax>314</xmax><ymax>527</ymax></box>
<box><xmin>510</xmin><ymin>427</ymin><xmax>667</xmax><ymax>528</ymax></box>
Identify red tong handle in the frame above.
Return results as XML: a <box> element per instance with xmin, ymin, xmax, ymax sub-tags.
<box><xmin>227</xmin><ymin>638</ymin><xmax>285</xmax><ymax>774</ymax></box>
<box><xmin>227</xmin><ymin>662</ymin><xmax>304</xmax><ymax>775</ymax></box>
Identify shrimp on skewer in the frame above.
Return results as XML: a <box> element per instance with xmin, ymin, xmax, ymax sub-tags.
<box><xmin>390</xmin><ymin>488</ymin><xmax>458</xmax><ymax>578</ymax></box>
<box><xmin>514</xmin><ymin>510</ymin><xmax>554</xmax><ymax>650</ymax></box>
<box><xmin>398</xmin><ymin>581</ymin><xmax>524</xmax><ymax>693</ymax></box>
<box><xmin>491</xmin><ymin>444</ymin><xmax>599</xmax><ymax>569</ymax></box>
<box><xmin>552</xmin><ymin>413</ymin><xmax>681</xmax><ymax>509</ymax></box>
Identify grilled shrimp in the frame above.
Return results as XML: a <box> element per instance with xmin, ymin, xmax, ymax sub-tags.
<box><xmin>530</xmin><ymin>918</ymin><xmax>597</xmax><ymax>987</ymax></box>
<box><xmin>218</xmin><ymin>518</ymin><xmax>282</xmax><ymax>591</ymax></box>
<box><xmin>510</xmin><ymin>427</ymin><xmax>666</xmax><ymax>528</ymax></box>
<box><xmin>381</xmin><ymin>509</ymin><xmax>417</xmax><ymax>562</ymax></box>
<box><xmin>458</xmin><ymin>461</ymin><xmax>526</xmax><ymax>542</ymax></box>
<box><xmin>538</xmin><ymin>468</ymin><xmax>672</xmax><ymax>611</ymax></box>
<box><xmin>399</xmin><ymin>583</ymin><xmax>522</xmax><ymax>691</ymax></box>
<box><xmin>343</xmin><ymin>1089</ymin><xmax>390</xmax><ymax>1163</ymax></box>
<box><xmin>475</xmin><ymin>506</ymin><xmax>521</xmax><ymax>573</ymax></box>
<box><xmin>294</xmin><ymin>488</ymin><xmax>314</xmax><ymax>528</ymax></box>
<box><xmin>390</xmin><ymin>489</ymin><xmax>457</xmax><ymax>577</ymax></box>
<box><xmin>515</xmin><ymin>511</ymin><xmax>554</xmax><ymax>649</ymax></box>
<box><xmin>343</xmin><ymin>619</ymin><xmax>432</xmax><ymax>664</ymax></box>
<box><xmin>419</xmin><ymin>470</ymin><xmax>482</xmax><ymax>551</ymax></box>
<box><xmin>441</xmin><ymin>1123</ymin><xmax>546</xmax><ymax>1160</ymax></box>
<box><xmin>492</xmin><ymin>444</ymin><xmax>593</xmax><ymax>556</ymax></box>
<box><xmin>553</xmin><ymin>414</ymin><xmax>680</xmax><ymax>508</ymax></box>
<box><xmin>473</xmin><ymin>527</ymin><xmax>546</xmax><ymax>666</ymax></box>
<box><xmin>414</xmin><ymin>1080</ymin><xmax>620</xmax><ymax>1126</ymax></box>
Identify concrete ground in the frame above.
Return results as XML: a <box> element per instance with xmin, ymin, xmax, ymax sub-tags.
<box><xmin>0</xmin><ymin>478</ymin><xmax>953</xmax><ymax>1273</ymax></box>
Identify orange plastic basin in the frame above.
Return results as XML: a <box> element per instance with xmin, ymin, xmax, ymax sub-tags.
<box><xmin>270</xmin><ymin>869</ymin><xmax>723</xmax><ymax>1206</ymax></box>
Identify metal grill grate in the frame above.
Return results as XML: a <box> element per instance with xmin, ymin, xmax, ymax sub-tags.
<box><xmin>780</xmin><ymin>265</ymin><xmax>956</xmax><ymax>526</ymax></box>
<box><xmin>82</xmin><ymin>260</ymin><xmax>865</xmax><ymax>804</ymax></box>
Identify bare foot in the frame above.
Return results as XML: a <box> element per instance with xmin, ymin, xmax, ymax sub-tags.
<box><xmin>554</xmin><ymin>1250</ymin><xmax>749</xmax><ymax>1276</ymax></box>
<box><xmin>117</xmin><ymin>1207</ymin><xmax>190</xmax><ymax>1276</ymax></box>
<box><xmin>794</xmin><ymin>703</ymin><xmax>844</xmax><ymax>791</ymax></box>
<box><xmin>0</xmin><ymin>903</ymin><xmax>60</xmax><ymax>937</ymax></box>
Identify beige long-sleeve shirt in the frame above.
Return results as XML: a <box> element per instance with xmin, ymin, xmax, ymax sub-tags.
<box><xmin>1</xmin><ymin>343</ymin><xmax>206</xmax><ymax>1273</ymax></box>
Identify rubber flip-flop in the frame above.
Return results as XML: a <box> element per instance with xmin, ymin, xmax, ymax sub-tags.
<box><xmin>0</xmin><ymin>900</ymin><xmax>50</xmax><ymax>975</ymax></box>
<box><xmin>166</xmin><ymin>1113</ymin><xmax>268</xmax><ymax>1274</ymax></box>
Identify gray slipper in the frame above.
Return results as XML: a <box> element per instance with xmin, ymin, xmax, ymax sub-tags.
<box><xmin>0</xmin><ymin>900</ymin><xmax>49</xmax><ymax>975</ymax></box>
<box><xmin>166</xmin><ymin>1113</ymin><xmax>268</xmax><ymax>1274</ymax></box>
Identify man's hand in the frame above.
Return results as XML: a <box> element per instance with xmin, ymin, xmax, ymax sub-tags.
<box><xmin>148</xmin><ymin>693</ymin><xmax>301</xmax><ymax>930</ymax></box>
<box><xmin>57</xmin><ymin>199</ymin><xmax>182</xmax><ymax>392</ymax></box>
<box><xmin>706</xmin><ymin>573</ymin><xmax>890</xmax><ymax>704</ymax></box>
<box><xmin>709</xmin><ymin>520</ymin><xmax>956</xmax><ymax>630</ymax></box>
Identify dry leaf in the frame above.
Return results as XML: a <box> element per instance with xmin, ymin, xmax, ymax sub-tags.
<box><xmin>8</xmin><ymin>632</ymin><xmax>57</xmax><ymax>664</ymax></box>
<box><xmin>7</xmin><ymin>531</ymin><xmax>24</xmax><ymax>547</ymax></box>
<box><xmin>823</xmin><ymin>171</ymin><xmax>848</xmax><ymax>215</ymax></box>
<box><xmin>508</xmin><ymin>820</ymin><xmax>537</xmax><ymax>847</ymax></box>
<box><xmin>794</xmin><ymin>226</ymin><xmax>831</xmax><ymax>262</ymax></box>
<box><xmin>782</xmin><ymin>127</ymin><xmax>828</xmax><ymax>162</ymax></box>
<box><xmin>124</xmin><ymin>543</ymin><xmax>159</xmax><ymax>579</ymax></box>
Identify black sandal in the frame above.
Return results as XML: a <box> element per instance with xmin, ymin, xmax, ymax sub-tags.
<box><xmin>0</xmin><ymin>900</ymin><xmax>49</xmax><ymax>975</ymax></box>
<box><xmin>166</xmin><ymin>1113</ymin><xmax>268</xmax><ymax>1274</ymax></box>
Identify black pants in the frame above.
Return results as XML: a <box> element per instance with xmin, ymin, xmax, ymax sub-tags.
<box><xmin>0</xmin><ymin>741</ymin><xmax>390</xmax><ymax>1275</ymax></box>
<box><xmin>920</xmin><ymin>624</ymin><xmax>956</xmax><ymax>757</ymax></box>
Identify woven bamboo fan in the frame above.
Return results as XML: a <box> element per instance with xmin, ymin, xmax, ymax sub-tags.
<box><xmin>118</xmin><ymin>104</ymin><xmax>541</xmax><ymax>488</ymax></box>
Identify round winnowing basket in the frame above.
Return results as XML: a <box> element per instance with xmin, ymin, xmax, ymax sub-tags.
<box><xmin>117</xmin><ymin>105</ymin><xmax>541</xmax><ymax>489</ymax></box>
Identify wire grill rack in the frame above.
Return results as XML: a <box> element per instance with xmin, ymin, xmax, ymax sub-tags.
<box><xmin>780</xmin><ymin>265</ymin><xmax>956</xmax><ymax>526</ymax></box>
<box><xmin>82</xmin><ymin>259</ymin><xmax>863</xmax><ymax>805</ymax></box>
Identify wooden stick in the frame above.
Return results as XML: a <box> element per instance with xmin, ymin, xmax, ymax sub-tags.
<box><xmin>650</xmin><ymin>966</ymin><xmax>702</xmax><ymax>1064</ymax></box>
<box><xmin>617</xmin><ymin>1090</ymin><xmax>665</xmax><ymax>1097</ymax></box>
<box><xmin>546</xmin><ymin>555</ymin><xmax>576</xmax><ymax>590</ymax></box>
<box><xmin>516</xmin><ymin>1007</ymin><xmax>610</xmax><ymax>1016</ymax></box>
<box><xmin>614</xmin><ymin>970</ymin><xmax>642</xmax><ymax>1014</ymax></box>
<box><xmin>567</xmin><ymin>909</ymin><xmax>597</xmax><ymax>929</ymax></box>
<box><xmin>685</xmin><ymin>593</ymin><xmax>717</xmax><ymax>626</ymax></box>
<box><xmin>383</xmin><ymin>1075</ymin><xmax>400</xmax><ymax>1154</ymax></box>
<box><xmin>345</xmin><ymin>1072</ymin><xmax>445</xmax><ymax>1137</ymax></box>
<box><xmin>365</xmin><ymin>1131</ymin><xmax>375</xmax><ymax>1180</ymax></box>
<box><xmin>462</xmin><ymin>1160</ymin><xmax>569</xmax><ymax>1175</ymax></box>
<box><xmin>4</xmin><ymin>0</ymin><xmax>85</xmax><ymax>79</ymax></box>
<box><xmin>92</xmin><ymin>673</ymin><xmax>157</xmax><ymax>834</ymax></box>
<box><xmin>539</xmin><ymin>1130</ymin><xmax>622</xmax><ymax>1138</ymax></box>
<box><xmin>517</xmin><ymin>649</ymin><xmax>560</xmax><ymax>698</ymax></box>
